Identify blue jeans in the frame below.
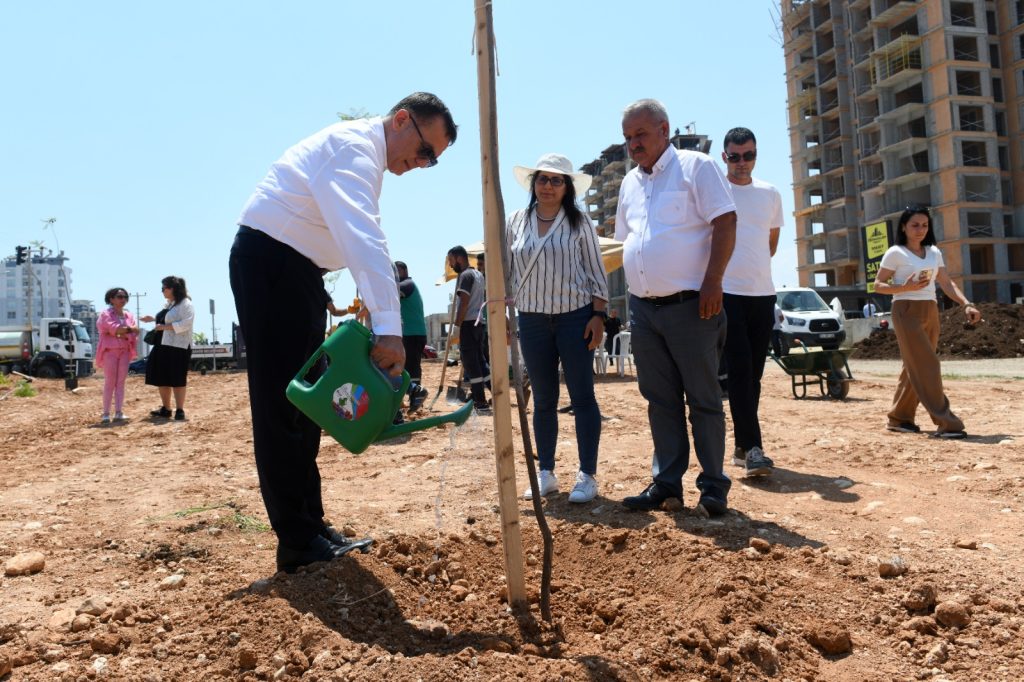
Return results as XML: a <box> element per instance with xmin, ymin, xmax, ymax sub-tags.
<box><xmin>518</xmin><ymin>305</ymin><xmax>601</xmax><ymax>475</ymax></box>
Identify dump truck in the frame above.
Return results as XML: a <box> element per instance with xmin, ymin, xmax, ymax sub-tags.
<box><xmin>0</xmin><ymin>318</ymin><xmax>94</xmax><ymax>378</ymax></box>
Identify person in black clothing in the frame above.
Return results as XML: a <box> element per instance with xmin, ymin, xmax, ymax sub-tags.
<box><xmin>448</xmin><ymin>245</ymin><xmax>491</xmax><ymax>412</ymax></box>
<box><xmin>604</xmin><ymin>309</ymin><xmax>623</xmax><ymax>356</ymax></box>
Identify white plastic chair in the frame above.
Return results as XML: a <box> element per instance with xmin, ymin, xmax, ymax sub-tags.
<box><xmin>609</xmin><ymin>332</ymin><xmax>633</xmax><ymax>376</ymax></box>
<box><xmin>593</xmin><ymin>332</ymin><xmax>609</xmax><ymax>375</ymax></box>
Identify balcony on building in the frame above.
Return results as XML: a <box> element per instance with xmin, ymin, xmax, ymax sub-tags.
<box><xmin>876</xmin><ymin>82</ymin><xmax>925</xmax><ymax>125</ymax></box>
<box><xmin>870</xmin><ymin>0</ymin><xmax>919</xmax><ymax>26</ymax></box>
<box><xmin>949</xmin><ymin>1</ymin><xmax>977</xmax><ymax>28</ymax></box>
<box><xmin>881</xmin><ymin>149</ymin><xmax>930</xmax><ymax>190</ymax></box>
<box><xmin>791</xmin><ymin>51</ymin><xmax>816</xmax><ymax>79</ymax></box>
<box><xmin>870</xmin><ymin>33</ymin><xmax>922</xmax><ymax>89</ymax></box>
<box><xmin>860</xmin><ymin>161</ymin><xmax>885</xmax><ymax>193</ymax></box>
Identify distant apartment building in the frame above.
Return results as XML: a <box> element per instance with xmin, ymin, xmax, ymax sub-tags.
<box><xmin>1</xmin><ymin>250</ymin><xmax>74</xmax><ymax>326</ymax></box>
<box><xmin>782</xmin><ymin>0</ymin><xmax>1024</xmax><ymax>308</ymax></box>
<box><xmin>581</xmin><ymin>131</ymin><xmax>713</xmax><ymax>313</ymax></box>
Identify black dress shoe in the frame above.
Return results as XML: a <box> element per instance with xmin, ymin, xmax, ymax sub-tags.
<box><xmin>697</xmin><ymin>491</ymin><xmax>728</xmax><ymax>517</ymax></box>
<box><xmin>622</xmin><ymin>482</ymin><xmax>681</xmax><ymax>511</ymax></box>
<box><xmin>276</xmin><ymin>535</ymin><xmax>347</xmax><ymax>574</ymax></box>
<box><xmin>150</xmin><ymin>406</ymin><xmax>172</xmax><ymax>418</ymax></box>
<box><xmin>320</xmin><ymin>526</ymin><xmax>374</xmax><ymax>555</ymax></box>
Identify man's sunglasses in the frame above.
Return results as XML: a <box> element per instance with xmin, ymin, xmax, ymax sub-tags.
<box><xmin>408</xmin><ymin>116</ymin><xmax>438</xmax><ymax>167</ymax></box>
<box><xmin>725</xmin><ymin>151</ymin><xmax>757</xmax><ymax>163</ymax></box>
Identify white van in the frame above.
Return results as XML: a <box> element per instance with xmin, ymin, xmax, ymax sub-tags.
<box><xmin>775</xmin><ymin>287</ymin><xmax>845</xmax><ymax>353</ymax></box>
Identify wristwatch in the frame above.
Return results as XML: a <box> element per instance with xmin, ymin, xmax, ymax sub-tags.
<box><xmin>592</xmin><ymin>310</ymin><xmax>608</xmax><ymax>320</ymax></box>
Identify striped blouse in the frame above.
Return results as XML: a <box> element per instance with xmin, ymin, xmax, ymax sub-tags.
<box><xmin>505</xmin><ymin>207</ymin><xmax>609</xmax><ymax>314</ymax></box>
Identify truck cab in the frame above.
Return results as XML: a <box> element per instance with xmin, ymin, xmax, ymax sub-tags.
<box><xmin>33</xmin><ymin>318</ymin><xmax>94</xmax><ymax>378</ymax></box>
<box><xmin>775</xmin><ymin>287</ymin><xmax>846</xmax><ymax>352</ymax></box>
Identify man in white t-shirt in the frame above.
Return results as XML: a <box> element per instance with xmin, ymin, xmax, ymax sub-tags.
<box><xmin>615</xmin><ymin>99</ymin><xmax>737</xmax><ymax>516</ymax></box>
<box><xmin>720</xmin><ymin>127</ymin><xmax>782</xmax><ymax>478</ymax></box>
<box><xmin>863</xmin><ymin>300</ymin><xmax>878</xmax><ymax>318</ymax></box>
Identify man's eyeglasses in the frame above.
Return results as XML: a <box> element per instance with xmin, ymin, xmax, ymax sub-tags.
<box><xmin>725</xmin><ymin>151</ymin><xmax>757</xmax><ymax>163</ymax></box>
<box><xmin>408</xmin><ymin>116</ymin><xmax>438</xmax><ymax>167</ymax></box>
<box><xmin>535</xmin><ymin>175</ymin><xmax>565</xmax><ymax>187</ymax></box>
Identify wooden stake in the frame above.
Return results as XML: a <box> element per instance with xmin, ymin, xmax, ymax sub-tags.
<box><xmin>473</xmin><ymin>0</ymin><xmax>526</xmax><ymax>609</ymax></box>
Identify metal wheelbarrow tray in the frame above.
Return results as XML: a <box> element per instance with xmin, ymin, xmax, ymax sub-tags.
<box><xmin>770</xmin><ymin>345</ymin><xmax>855</xmax><ymax>400</ymax></box>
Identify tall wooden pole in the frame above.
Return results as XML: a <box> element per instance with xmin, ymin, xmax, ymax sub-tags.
<box><xmin>473</xmin><ymin>0</ymin><xmax>526</xmax><ymax>608</ymax></box>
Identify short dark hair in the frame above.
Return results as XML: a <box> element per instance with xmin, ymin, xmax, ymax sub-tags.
<box><xmin>390</xmin><ymin>92</ymin><xmax>458</xmax><ymax>146</ymax></box>
<box><xmin>724</xmin><ymin>127</ymin><xmax>756</xmax><ymax>148</ymax></box>
<box><xmin>896</xmin><ymin>205</ymin><xmax>936</xmax><ymax>246</ymax></box>
<box><xmin>394</xmin><ymin>260</ymin><xmax>407</xmax><ymax>270</ymax></box>
<box><xmin>476</xmin><ymin>253</ymin><xmax>485</xmax><ymax>263</ymax></box>
<box><xmin>161</xmin><ymin>275</ymin><xmax>190</xmax><ymax>304</ymax></box>
<box><xmin>104</xmin><ymin>287</ymin><xmax>128</xmax><ymax>304</ymax></box>
<box><xmin>447</xmin><ymin>246</ymin><xmax>468</xmax><ymax>261</ymax></box>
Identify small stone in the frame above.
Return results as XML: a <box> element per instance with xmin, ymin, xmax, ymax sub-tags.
<box><xmin>901</xmin><ymin>583</ymin><xmax>938</xmax><ymax>611</ymax></box>
<box><xmin>935</xmin><ymin>601</ymin><xmax>971</xmax><ymax>628</ymax></box>
<box><xmin>71</xmin><ymin>614</ymin><xmax>94</xmax><ymax>632</ymax></box>
<box><xmin>973</xmin><ymin>462</ymin><xmax>997</xmax><ymax>470</ymax></box>
<box><xmin>924</xmin><ymin>642</ymin><xmax>948</xmax><ymax>666</ymax></box>
<box><xmin>159</xmin><ymin>574</ymin><xmax>185</xmax><ymax>590</ymax></box>
<box><xmin>77</xmin><ymin>596</ymin><xmax>111</xmax><ymax>616</ymax></box>
<box><xmin>902</xmin><ymin>616</ymin><xmax>938</xmax><ymax>635</ymax></box>
<box><xmin>90</xmin><ymin>632</ymin><xmax>122</xmax><ymax>655</ymax></box>
<box><xmin>0</xmin><ymin>652</ymin><xmax>13</xmax><ymax>675</ymax></box>
<box><xmin>608</xmin><ymin>530</ymin><xmax>629</xmax><ymax>546</ymax></box>
<box><xmin>879</xmin><ymin>556</ymin><xmax>908</xmax><ymax>578</ymax></box>
<box><xmin>450</xmin><ymin>585</ymin><xmax>469</xmax><ymax>601</ymax></box>
<box><xmin>48</xmin><ymin>608</ymin><xmax>76</xmax><ymax>631</ymax></box>
<box><xmin>342</xmin><ymin>525</ymin><xmax>357</xmax><ymax>536</ymax></box>
<box><xmin>741</xmin><ymin>547</ymin><xmax>762</xmax><ymax>560</ymax></box>
<box><xmin>41</xmin><ymin>647</ymin><xmax>65</xmax><ymax>664</ymax></box>
<box><xmin>749</xmin><ymin>538</ymin><xmax>771</xmax><ymax>553</ymax></box>
<box><xmin>833</xmin><ymin>478</ymin><xmax>854</xmax><ymax>489</ymax></box>
<box><xmin>663</xmin><ymin>497</ymin><xmax>684</xmax><ymax>512</ymax></box>
<box><xmin>480</xmin><ymin>637</ymin><xmax>512</xmax><ymax>653</ymax></box>
<box><xmin>859</xmin><ymin>501</ymin><xmax>884</xmax><ymax>516</ymax></box>
<box><xmin>807</xmin><ymin>624</ymin><xmax>852</xmax><ymax>654</ymax></box>
<box><xmin>24</xmin><ymin>521</ymin><xmax>43</xmax><ymax>530</ymax></box>
<box><xmin>954</xmin><ymin>539</ymin><xmax>977</xmax><ymax>550</ymax></box>
<box><xmin>238</xmin><ymin>648</ymin><xmax>258</xmax><ymax>669</ymax></box>
<box><xmin>828</xmin><ymin>550</ymin><xmax>852</xmax><ymax>566</ymax></box>
<box><xmin>4</xmin><ymin>551</ymin><xmax>45</xmax><ymax>576</ymax></box>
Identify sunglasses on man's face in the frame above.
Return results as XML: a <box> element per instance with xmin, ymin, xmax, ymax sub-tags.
<box><xmin>725</xmin><ymin>151</ymin><xmax>757</xmax><ymax>163</ymax></box>
<box><xmin>408</xmin><ymin>116</ymin><xmax>438</xmax><ymax>167</ymax></box>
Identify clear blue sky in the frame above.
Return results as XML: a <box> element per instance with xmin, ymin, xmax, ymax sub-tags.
<box><xmin>2</xmin><ymin>1</ymin><xmax>796</xmax><ymax>341</ymax></box>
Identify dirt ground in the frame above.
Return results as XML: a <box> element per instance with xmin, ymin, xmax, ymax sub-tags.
<box><xmin>1</xmin><ymin>356</ymin><xmax>1022</xmax><ymax>681</ymax></box>
<box><xmin>855</xmin><ymin>303</ymin><xmax>1024</xmax><ymax>360</ymax></box>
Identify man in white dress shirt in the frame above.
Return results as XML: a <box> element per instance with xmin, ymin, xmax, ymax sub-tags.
<box><xmin>720</xmin><ymin>127</ymin><xmax>782</xmax><ymax>478</ymax></box>
<box><xmin>229</xmin><ymin>92</ymin><xmax>457</xmax><ymax>573</ymax></box>
<box><xmin>615</xmin><ymin>99</ymin><xmax>737</xmax><ymax>516</ymax></box>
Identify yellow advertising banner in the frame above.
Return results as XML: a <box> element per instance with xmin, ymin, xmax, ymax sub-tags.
<box><xmin>862</xmin><ymin>221</ymin><xmax>890</xmax><ymax>293</ymax></box>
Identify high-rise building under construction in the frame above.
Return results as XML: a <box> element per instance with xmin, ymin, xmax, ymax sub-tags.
<box><xmin>781</xmin><ymin>0</ymin><xmax>1024</xmax><ymax>307</ymax></box>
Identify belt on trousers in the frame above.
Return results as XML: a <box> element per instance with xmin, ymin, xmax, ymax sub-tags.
<box><xmin>640</xmin><ymin>290</ymin><xmax>699</xmax><ymax>306</ymax></box>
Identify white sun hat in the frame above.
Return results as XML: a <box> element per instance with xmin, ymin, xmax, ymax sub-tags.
<box><xmin>513</xmin><ymin>153</ymin><xmax>592</xmax><ymax>195</ymax></box>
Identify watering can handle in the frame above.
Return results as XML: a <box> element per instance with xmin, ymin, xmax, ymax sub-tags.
<box><xmin>370</xmin><ymin>333</ymin><xmax>411</xmax><ymax>394</ymax></box>
<box><xmin>291</xmin><ymin>348</ymin><xmax>327</xmax><ymax>388</ymax></box>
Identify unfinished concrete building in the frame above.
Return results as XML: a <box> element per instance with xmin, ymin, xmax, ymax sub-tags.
<box><xmin>581</xmin><ymin>132</ymin><xmax>712</xmax><ymax>314</ymax></box>
<box><xmin>782</xmin><ymin>0</ymin><xmax>1024</xmax><ymax>307</ymax></box>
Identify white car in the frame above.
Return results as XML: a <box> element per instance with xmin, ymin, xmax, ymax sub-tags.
<box><xmin>775</xmin><ymin>287</ymin><xmax>846</xmax><ymax>354</ymax></box>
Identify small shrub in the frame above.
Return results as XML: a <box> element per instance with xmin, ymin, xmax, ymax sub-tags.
<box><xmin>13</xmin><ymin>381</ymin><xmax>37</xmax><ymax>398</ymax></box>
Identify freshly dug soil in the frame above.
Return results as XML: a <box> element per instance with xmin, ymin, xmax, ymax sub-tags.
<box><xmin>854</xmin><ymin>303</ymin><xmax>1024</xmax><ymax>360</ymax></box>
<box><xmin>1</xmin><ymin>363</ymin><xmax>1023</xmax><ymax>680</ymax></box>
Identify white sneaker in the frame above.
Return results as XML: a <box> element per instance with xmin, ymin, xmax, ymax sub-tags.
<box><xmin>100</xmin><ymin>413</ymin><xmax>110</xmax><ymax>424</ymax></box>
<box><xmin>567</xmin><ymin>471</ymin><xmax>598</xmax><ymax>504</ymax></box>
<box><xmin>731</xmin><ymin>446</ymin><xmax>746</xmax><ymax>467</ymax></box>
<box><xmin>523</xmin><ymin>470</ymin><xmax>559</xmax><ymax>500</ymax></box>
<box><xmin>114</xmin><ymin>412</ymin><xmax>125</xmax><ymax>422</ymax></box>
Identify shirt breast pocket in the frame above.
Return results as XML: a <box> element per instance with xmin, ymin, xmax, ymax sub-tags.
<box><xmin>653</xmin><ymin>190</ymin><xmax>689</xmax><ymax>225</ymax></box>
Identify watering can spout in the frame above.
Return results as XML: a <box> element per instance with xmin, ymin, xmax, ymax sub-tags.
<box><xmin>375</xmin><ymin>400</ymin><xmax>475</xmax><ymax>442</ymax></box>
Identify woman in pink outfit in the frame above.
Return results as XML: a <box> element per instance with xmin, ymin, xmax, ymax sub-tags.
<box><xmin>95</xmin><ymin>287</ymin><xmax>139</xmax><ymax>423</ymax></box>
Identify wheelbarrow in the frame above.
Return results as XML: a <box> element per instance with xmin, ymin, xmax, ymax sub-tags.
<box><xmin>769</xmin><ymin>342</ymin><xmax>855</xmax><ymax>400</ymax></box>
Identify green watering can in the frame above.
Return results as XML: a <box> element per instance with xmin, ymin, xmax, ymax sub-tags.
<box><xmin>286</xmin><ymin>320</ymin><xmax>473</xmax><ymax>454</ymax></box>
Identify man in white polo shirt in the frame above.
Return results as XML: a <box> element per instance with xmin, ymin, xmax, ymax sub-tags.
<box><xmin>229</xmin><ymin>92</ymin><xmax>457</xmax><ymax>573</ymax></box>
<box><xmin>615</xmin><ymin>99</ymin><xmax>737</xmax><ymax>516</ymax></box>
<box><xmin>720</xmin><ymin>127</ymin><xmax>782</xmax><ymax>478</ymax></box>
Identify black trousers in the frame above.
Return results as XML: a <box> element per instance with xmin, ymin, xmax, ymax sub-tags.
<box><xmin>723</xmin><ymin>293</ymin><xmax>776</xmax><ymax>452</ymax></box>
<box><xmin>460</xmin><ymin>321</ymin><xmax>490</xmax><ymax>405</ymax></box>
<box><xmin>229</xmin><ymin>227</ymin><xmax>330</xmax><ymax>550</ymax></box>
<box><xmin>402</xmin><ymin>334</ymin><xmax>426</xmax><ymax>384</ymax></box>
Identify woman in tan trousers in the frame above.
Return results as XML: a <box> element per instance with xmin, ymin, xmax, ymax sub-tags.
<box><xmin>874</xmin><ymin>206</ymin><xmax>982</xmax><ymax>438</ymax></box>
